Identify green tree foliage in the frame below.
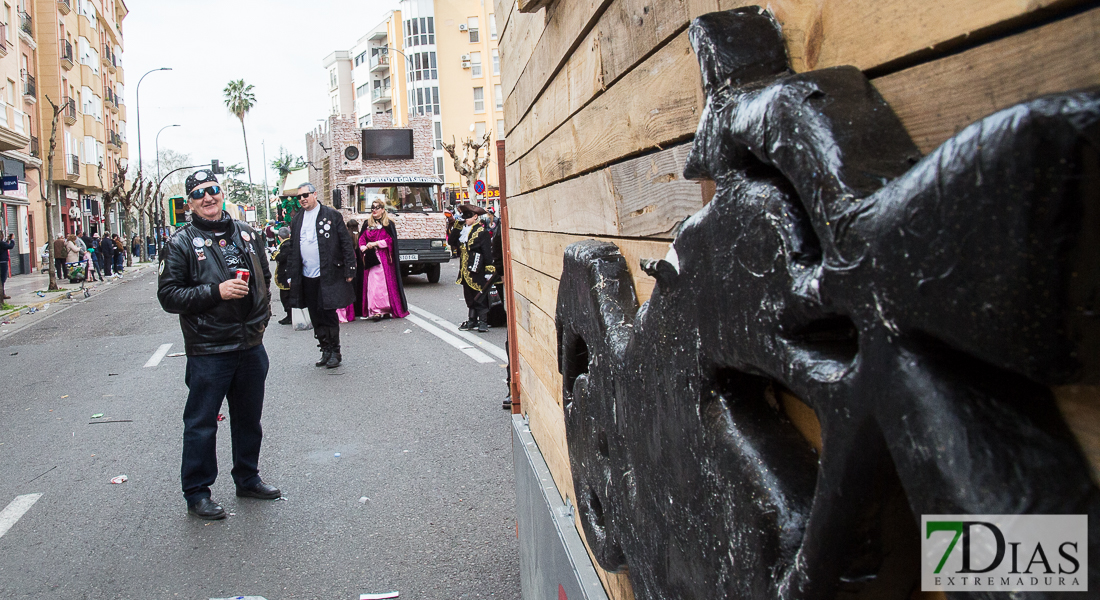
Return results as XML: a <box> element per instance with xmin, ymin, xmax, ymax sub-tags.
<box><xmin>223</xmin><ymin>79</ymin><xmax>259</xmax><ymax>217</ymax></box>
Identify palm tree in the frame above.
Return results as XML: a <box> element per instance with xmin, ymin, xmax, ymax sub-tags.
<box><xmin>223</xmin><ymin>79</ymin><xmax>258</xmax><ymax>218</ymax></box>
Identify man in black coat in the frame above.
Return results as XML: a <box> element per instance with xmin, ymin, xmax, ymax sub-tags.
<box><xmin>98</xmin><ymin>233</ymin><xmax>115</xmax><ymax>277</ymax></box>
<box><xmin>448</xmin><ymin>203</ymin><xmax>496</xmax><ymax>333</ymax></box>
<box><xmin>286</xmin><ymin>182</ymin><xmax>356</xmax><ymax>368</ymax></box>
<box><xmin>157</xmin><ymin>169</ymin><xmax>279</xmax><ymax>520</ymax></box>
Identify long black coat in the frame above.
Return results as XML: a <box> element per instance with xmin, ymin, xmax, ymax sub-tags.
<box><xmin>286</xmin><ymin>205</ymin><xmax>356</xmax><ymax>310</ymax></box>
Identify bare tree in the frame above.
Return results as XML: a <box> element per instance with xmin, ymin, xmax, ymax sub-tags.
<box><xmin>109</xmin><ymin>159</ymin><xmax>144</xmax><ymax>266</ymax></box>
<box><xmin>36</xmin><ymin>96</ymin><xmax>66</xmax><ymax>292</ymax></box>
<box><xmin>442</xmin><ymin>132</ymin><xmax>492</xmax><ymax>205</ymax></box>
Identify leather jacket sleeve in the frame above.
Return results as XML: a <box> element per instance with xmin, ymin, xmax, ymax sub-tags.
<box><xmin>157</xmin><ymin>234</ymin><xmax>221</xmax><ymax>315</ymax></box>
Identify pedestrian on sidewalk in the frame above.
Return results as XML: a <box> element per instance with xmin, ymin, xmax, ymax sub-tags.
<box><xmin>286</xmin><ymin>182</ymin><xmax>356</xmax><ymax>368</ymax></box>
<box><xmin>272</xmin><ymin>226</ymin><xmax>292</xmax><ymax>325</ymax></box>
<box><xmin>448</xmin><ymin>204</ymin><xmax>496</xmax><ymax>333</ymax></box>
<box><xmin>98</xmin><ymin>233</ymin><xmax>115</xmax><ymax>277</ymax></box>
<box><xmin>111</xmin><ymin>234</ymin><xmax>125</xmax><ymax>274</ymax></box>
<box><xmin>157</xmin><ymin>168</ymin><xmax>279</xmax><ymax>520</ymax></box>
<box><xmin>52</xmin><ymin>233</ymin><xmax>68</xmax><ymax>280</ymax></box>
<box><xmin>0</xmin><ymin>233</ymin><xmax>14</xmax><ymax>300</ymax></box>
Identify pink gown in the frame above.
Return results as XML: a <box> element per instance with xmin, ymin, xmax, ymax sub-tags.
<box><xmin>359</xmin><ymin>226</ymin><xmax>409</xmax><ymax>318</ymax></box>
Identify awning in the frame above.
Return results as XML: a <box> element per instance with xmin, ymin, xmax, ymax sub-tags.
<box><xmin>280</xmin><ymin>168</ymin><xmax>310</xmax><ymax>196</ymax></box>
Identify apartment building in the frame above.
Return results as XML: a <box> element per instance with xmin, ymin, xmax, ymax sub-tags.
<box><xmin>0</xmin><ymin>0</ymin><xmax>43</xmax><ymax>275</ymax></box>
<box><xmin>34</xmin><ymin>0</ymin><xmax>127</xmax><ymax>241</ymax></box>
<box><xmin>321</xmin><ymin>0</ymin><xmax>501</xmax><ymax>203</ymax></box>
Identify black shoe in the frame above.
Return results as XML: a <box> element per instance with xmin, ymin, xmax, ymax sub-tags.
<box><xmin>315</xmin><ymin>350</ymin><xmax>331</xmax><ymax>367</ymax></box>
<box><xmin>278</xmin><ymin>315</ymin><xmax>292</xmax><ymax>325</ymax></box>
<box><xmin>235</xmin><ymin>481</ymin><xmax>282</xmax><ymax>500</ymax></box>
<box><xmin>188</xmin><ymin>497</ymin><xmax>227</xmax><ymax>520</ymax></box>
<box><xmin>477</xmin><ymin>321</ymin><xmax>489</xmax><ymax>333</ymax></box>
<box><xmin>458</xmin><ymin>320</ymin><xmax>472</xmax><ymax>331</ymax></box>
<box><xmin>325</xmin><ymin>352</ymin><xmax>342</xmax><ymax>368</ymax></box>
<box><xmin>502</xmin><ymin>398</ymin><xmax>512</xmax><ymax>409</ymax></box>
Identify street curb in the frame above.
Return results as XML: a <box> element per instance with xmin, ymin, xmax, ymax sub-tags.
<box><xmin>0</xmin><ymin>262</ymin><xmax>156</xmax><ymax>322</ymax></box>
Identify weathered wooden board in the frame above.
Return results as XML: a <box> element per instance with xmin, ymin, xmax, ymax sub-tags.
<box><xmin>508</xmin><ymin>143</ymin><xmax>701</xmax><ymax>238</ymax></box>
<box><xmin>515</xmin><ymin>304</ymin><xmax>562</xmax><ymax>406</ymax></box>
<box><xmin>510</xmin><ymin>230</ymin><xmax>671</xmax><ymax>304</ymax></box>
<box><xmin>873</xmin><ymin>6</ymin><xmax>1100</xmax><ymax>154</ymax></box>
<box><xmin>518</xmin><ymin>352</ymin><xmax>571</xmax><ymax>497</ymax></box>
<box><xmin>507</xmin><ymin>30</ymin><xmax>703</xmax><ymax>196</ymax></box>
<box><xmin>500</xmin><ymin>0</ymin><xmax>548</xmax><ymax>107</ymax></box>
<box><xmin>495</xmin><ymin>0</ymin><xmax>515</xmax><ymax>42</ymax></box>
<box><xmin>504</xmin><ymin>0</ymin><xmax>719</xmax><ymax>162</ymax></box>
<box><xmin>504</xmin><ymin>0</ymin><xmax>1085</xmax><ymax>170</ymax></box>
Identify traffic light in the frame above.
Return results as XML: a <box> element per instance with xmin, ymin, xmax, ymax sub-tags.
<box><xmin>210</xmin><ymin>159</ymin><xmax>225</xmax><ymax>174</ymax></box>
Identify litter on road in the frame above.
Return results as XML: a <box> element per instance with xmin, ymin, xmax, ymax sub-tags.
<box><xmin>110</xmin><ymin>475</ymin><xmax>128</xmax><ymax>484</ymax></box>
<box><xmin>361</xmin><ymin>593</ymin><xmax>399</xmax><ymax>600</ymax></box>
<box><xmin>91</xmin><ymin>413</ymin><xmax>104</xmax><ymax>419</ymax></box>
<box><xmin>166</xmin><ymin>352</ymin><xmax>185</xmax><ymax>357</ymax></box>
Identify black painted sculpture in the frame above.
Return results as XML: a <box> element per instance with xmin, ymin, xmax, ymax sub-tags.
<box><xmin>556</xmin><ymin>7</ymin><xmax>1099</xmax><ymax>599</ymax></box>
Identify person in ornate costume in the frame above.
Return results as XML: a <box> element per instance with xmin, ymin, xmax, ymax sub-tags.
<box><xmin>448</xmin><ymin>203</ymin><xmax>495</xmax><ymax>333</ymax></box>
<box><xmin>358</xmin><ymin>201</ymin><xmax>409</xmax><ymax>320</ymax></box>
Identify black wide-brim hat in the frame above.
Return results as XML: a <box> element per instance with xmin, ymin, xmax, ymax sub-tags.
<box><xmin>459</xmin><ymin>203</ymin><xmax>487</xmax><ymax>218</ymax></box>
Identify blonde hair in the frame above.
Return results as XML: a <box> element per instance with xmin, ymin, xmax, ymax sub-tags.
<box><xmin>367</xmin><ymin>204</ymin><xmax>392</xmax><ymax>228</ymax></box>
<box><xmin>66</xmin><ymin>233</ymin><xmax>76</xmax><ymax>242</ymax></box>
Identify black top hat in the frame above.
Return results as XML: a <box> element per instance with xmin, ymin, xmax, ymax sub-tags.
<box><xmin>458</xmin><ymin>203</ymin><xmax>487</xmax><ymax>219</ymax></box>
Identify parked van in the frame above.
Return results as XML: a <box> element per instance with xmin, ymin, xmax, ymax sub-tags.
<box><xmin>346</xmin><ymin>175</ymin><xmax>450</xmax><ymax>282</ymax></box>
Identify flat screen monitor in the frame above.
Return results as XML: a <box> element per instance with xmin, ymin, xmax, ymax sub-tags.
<box><xmin>362</xmin><ymin>129</ymin><xmax>414</xmax><ymax>160</ymax></box>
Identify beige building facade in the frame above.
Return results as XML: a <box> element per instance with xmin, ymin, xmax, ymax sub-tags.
<box><xmin>322</xmin><ymin>0</ymin><xmax>501</xmax><ymax>206</ymax></box>
<box><xmin>34</xmin><ymin>0</ymin><xmax>128</xmax><ymax>244</ymax></box>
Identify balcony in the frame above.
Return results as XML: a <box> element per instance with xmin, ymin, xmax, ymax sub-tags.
<box><xmin>106</xmin><ymin>130</ymin><xmax>121</xmax><ymax>151</ymax></box>
<box><xmin>61</xmin><ymin>40</ymin><xmax>74</xmax><ymax>70</ymax></box>
<box><xmin>102</xmin><ymin>45</ymin><xmax>112</xmax><ymax>68</ymax></box>
<box><xmin>22</xmin><ymin>73</ymin><xmax>35</xmax><ymax>104</ymax></box>
<box><xmin>62</xmin><ymin>97</ymin><xmax>77</xmax><ymax>125</ymax></box>
<box><xmin>371</xmin><ymin>86</ymin><xmax>392</xmax><ymax>103</ymax></box>
<box><xmin>0</xmin><ymin>105</ymin><xmax>30</xmax><ymax>152</ymax></box>
<box><xmin>68</xmin><ymin>154</ymin><xmax>79</xmax><ymax>176</ymax></box>
<box><xmin>57</xmin><ymin>0</ymin><xmax>71</xmax><ymax>15</ymax></box>
<box><xmin>104</xmin><ymin>88</ymin><xmax>116</xmax><ymax>111</ymax></box>
<box><xmin>0</xmin><ymin>24</ymin><xmax>7</xmax><ymax>57</ymax></box>
<box><xmin>370</xmin><ymin>53</ymin><xmax>389</xmax><ymax>72</ymax></box>
<box><xmin>18</xmin><ymin>10</ymin><xmax>32</xmax><ymax>40</ymax></box>
<box><xmin>30</xmin><ymin>136</ymin><xmax>38</xmax><ymax>158</ymax></box>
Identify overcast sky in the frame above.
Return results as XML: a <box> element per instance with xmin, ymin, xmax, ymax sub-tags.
<box><xmin>123</xmin><ymin>0</ymin><xmax>392</xmax><ymax>189</ymax></box>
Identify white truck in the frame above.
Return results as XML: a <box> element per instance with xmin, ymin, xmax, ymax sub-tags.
<box><xmin>345</xmin><ymin>174</ymin><xmax>451</xmax><ymax>282</ymax></box>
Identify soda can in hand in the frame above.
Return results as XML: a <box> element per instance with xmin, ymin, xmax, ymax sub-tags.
<box><xmin>235</xmin><ymin>268</ymin><xmax>250</xmax><ymax>283</ymax></box>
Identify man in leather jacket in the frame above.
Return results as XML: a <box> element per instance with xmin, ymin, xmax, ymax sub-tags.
<box><xmin>157</xmin><ymin>169</ymin><xmax>281</xmax><ymax>520</ymax></box>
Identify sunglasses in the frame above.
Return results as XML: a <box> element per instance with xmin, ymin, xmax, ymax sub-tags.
<box><xmin>371</xmin><ymin>205</ymin><xmax>384</xmax><ymax>210</ymax></box>
<box><xmin>188</xmin><ymin>185</ymin><xmax>221</xmax><ymax>200</ymax></box>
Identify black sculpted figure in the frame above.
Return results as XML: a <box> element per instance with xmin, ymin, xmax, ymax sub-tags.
<box><xmin>556</xmin><ymin>7</ymin><xmax>1100</xmax><ymax>599</ymax></box>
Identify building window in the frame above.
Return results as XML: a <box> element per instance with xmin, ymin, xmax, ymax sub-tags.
<box><xmin>492</xmin><ymin>49</ymin><xmax>500</xmax><ymax>76</ymax></box>
<box><xmin>467</xmin><ymin>17</ymin><xmax>479</xmax><ymax>43</ymax></box>
<box><xmin>405</xmin><ymin>17</ymin><xmax>434</xmax><ymax>47</ymax></box>
<box><xmin>494</xmin><ymin>84</ymin><xmax>503</xmax><ymax>110</ymax></box>
<box><xmin>475</xmin><ymin>122</ymin><xmax>486</xmax><ymax>139</ymax></box>
<box><xmin>329</xmin><ymin>68</ymin><xmax>337</xmax><ymax>89</ymax></box>
<box><xmin>354</xmin><ymin>51</ymin><xmax>367</xmax><ymax>67</ymax></box>
<box><xmin>490</xmin><ymin>14</ymin><xmax>497</xmax><ymax>39</ymax></box>
<box><xmin>497</xmin><ymin>119</ymin><xmax>506</xmax><ymax>138</ymax></box>
<box><xmin>470</xmin><ymin>52</ymin><xmax>482</xmax><ymax>78</ymax></box>
<box><xmin>409</xmin><ymin>51</ymin><xmax>438</xmax><ymax>82</ymax></box>
<box><xmin>473</xmin><ymin>87</ymin><xmax>484</xmax><ymax>112</ymax></box>
<box><xmin>412</xmin><ymin>86</ymin><xmax>440</xmax><ymax>116</ymax></box>
<box><xmin>356</xmin><ymin>83</ymin><xmax>369</xmax><ymax>98</ymax></box>
<box><xmin>435</xmin><ymin>156</ymin><xmax>444</xmax><ymax>178</ymax></box>
<box><xmin>434</xmin><ymin>121</ymin><xmax>442</xmax><ymax>150</ymax></box>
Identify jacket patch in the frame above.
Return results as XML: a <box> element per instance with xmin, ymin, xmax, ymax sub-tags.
<box><xmin>195</xmin><ymin>248</ymin><xmax>206</xmax><ymax>261</ymax></box>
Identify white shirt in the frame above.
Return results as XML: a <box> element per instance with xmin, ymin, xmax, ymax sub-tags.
<box><xmin>459</xmin><ymin>224</ymin><xmax>472</xmax><ymax>244</ymax></box>
<box><xmin>299</xmin><ymin>205</ymin><xmax>321</xmax><ymax>278</ymax></box>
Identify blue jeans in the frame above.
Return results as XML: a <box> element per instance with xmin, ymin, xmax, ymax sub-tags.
<box><xmin>181</xmin><ymin>344</ymin><xmax>270</xmax><ymax>504</ymax></box>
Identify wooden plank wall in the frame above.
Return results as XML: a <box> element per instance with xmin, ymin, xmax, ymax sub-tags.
<box><xmin>496</xmin><ymin>1</ymin><xmax>1100</xmax><ymax>597</ymax></box>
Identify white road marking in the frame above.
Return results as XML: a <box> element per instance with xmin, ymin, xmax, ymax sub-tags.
<box><xmin>0</xmin><ymin>493</ymin><xmax>42</xmax><ymax>539</ymax></box>
<box><xmin>406</xmin><ymin>314</ymin><xmax>494</xmax><ymax>363</ymax></box>
<box><xmin>144</xmin><ymin>343</ymin><xmax>173</xmax><ymax>368</ymax></box>
<box><xmin>407</xmin><ymin>304</ymin><xmax>508</xmax><ymax>362</ymax></box>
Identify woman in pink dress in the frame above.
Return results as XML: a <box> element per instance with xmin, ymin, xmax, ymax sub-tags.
<box><xmin>359</xmin><ymin>201</ymin><xmax>409</xmax><ymax>320</ymax></box>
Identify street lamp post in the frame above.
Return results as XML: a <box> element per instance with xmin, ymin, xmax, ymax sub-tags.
<box><xmin>135</xmin><ymin>67</ymin><xmax>171</xmax><ymax>248</ymax></box>
<box><xmin>155</xmin><ymin>124</ymin><xmax>180</xmax><ymax>188</ymax></box>
<box><xmin>385</xmin><ymin>46</ymin><xmax>416</xmax><ymax>120</ymax></box>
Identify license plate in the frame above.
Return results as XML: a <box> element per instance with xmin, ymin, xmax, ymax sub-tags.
<box><xmin>399</xmin><ymin>254</ymin><xmax>418</xmax><ymax>261</ymax></box>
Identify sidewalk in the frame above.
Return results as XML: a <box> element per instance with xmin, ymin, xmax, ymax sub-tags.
<box><xmin>0</xmin><ymin>260</ymin><xmax>157</xmax><ymax>321</ymax></box>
